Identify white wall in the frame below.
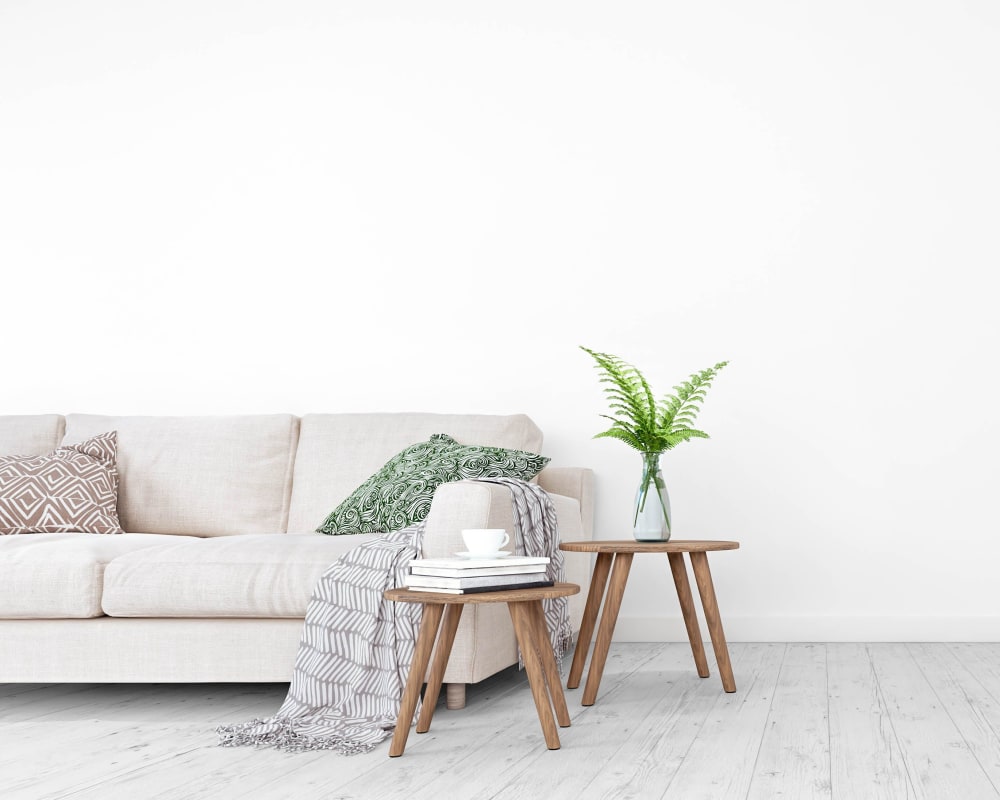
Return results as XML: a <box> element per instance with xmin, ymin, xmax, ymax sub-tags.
<box><xmin>2</xmin><ymin>1</ymin><xmax>998</xmax><ymax>641</ymax></box>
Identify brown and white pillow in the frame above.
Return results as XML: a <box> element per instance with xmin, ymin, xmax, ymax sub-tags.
<box><xmin>0</xmin><ymin>431</ymin><xmax>124</xmax><ymax>534</ymax></box>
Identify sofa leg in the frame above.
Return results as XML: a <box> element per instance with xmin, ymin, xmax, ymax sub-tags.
<box><xmin>446</xmin><ymin>682</ymin><xmax>467</xmax><ymax>710</ymax></box>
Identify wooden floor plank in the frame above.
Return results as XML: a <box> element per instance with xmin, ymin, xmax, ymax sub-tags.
<box><xmin>0</xmin><ymin>683</ymin><xmax>132</xmax><ymax>721</ymax></box>
<box><xmin>56</xmin><ymin>702</ymin><xmax>419</xmax><ymax>800</ymax></box>
<box><xmin>950</xmin><ymin>644</ymin><xmax>1000</xmax><ymax>703</ymax></box>
<box><xmin>3</xmin><ymin>644</ymin><xmax>1000</xmax><ymax>800</ymax></box>
<box><xmin>2</xmin><ymin>692</ymin><xmax>283</xmax><ymax>799</ymax></box>
<box><xmin>315</xmin><ymin>644</ymin><xmax>666</xmax><ymax>800</ymax></box>
<box><xmin>655</xmin><ymin>643</ymin><xmax>786</xmax><ymax>800</ymax></box>
<box><xmin>0</xmin><ymin>683</ymin><xmax>285</xmax><ymax>798</ymax></box>
<box><xmin>547</xmin><ymin>643</ymin><xmax>759</xmax><ymax>800</ymax></box>
<box><xmin>867</xmin><ymin>643</ymin><xmax>999</xmax><ymax>800</ymax></box>
<box><xmin>827</xmin><ymin>642</ymin><xmax>917</xmax><ymax>800</ymax></box>
<box><xmin>0</xmin><ymin>682</ymin><xmax>63</xmax><ymax>702</ymax></box>
<box><xmin>908</xmin><ymin>644</ymin><xmax>1000</xmax><ymax>795</ymax></box>
<box><xmin>0</xmin><ymin>682</ymin><xmax>285</xmax><ymax>724</ymax></box>
<box><xmin>746</xmin><ymin>643</ymin><xmax>832</xmax><ymax>799</ymax></box>
<box><xmin>483</xmin><ymin>643</ymin><xmax>729</xmax><ymax>800</ymax></box>
<box><xmin>62</xmin><ymin>661</ymin><xmax>550</xmax><ymax>800</ymax></box>
<box><xmin>148</xmin><ymin>745</ymin><xmax>334</xmax><ymax>800</ymax></box>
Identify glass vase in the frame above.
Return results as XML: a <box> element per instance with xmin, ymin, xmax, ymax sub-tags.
<box><xmin>633</xmin><ymin>452</ymin><xmax>671</xmax><ymax>541</ymax></box>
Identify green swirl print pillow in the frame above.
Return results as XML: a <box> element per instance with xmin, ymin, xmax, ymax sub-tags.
<box><xmin>316</xmin><ymin>434</ymin><xmax>550</xmax><ymax>535</ymax></box>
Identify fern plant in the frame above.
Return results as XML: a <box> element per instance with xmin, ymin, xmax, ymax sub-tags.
<box><xmin>581</xmin><ymin>347</ymin><xmax>728</xmax><ymax>537</ymax></box>
<box><xmin>580</xmin><ymin>347</ymin><xmax>729</xmax><ymax>454</ymax></box>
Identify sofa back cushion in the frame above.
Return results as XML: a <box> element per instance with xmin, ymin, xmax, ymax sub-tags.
<box><xmin>0</xmin><ymin>415</ymin><xmax>65</xmax><ymax>457</ymax></box>
<box><xmin>62</xmin><ymin>415</ymin><xmax>300</xmax><ymax>536</ymax></box>
<box><xmin>286</xmin><ymin>413</ymin><xmax>544</xmax><ymax>534</ymax></box>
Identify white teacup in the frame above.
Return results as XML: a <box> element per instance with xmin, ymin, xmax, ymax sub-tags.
<box><xmin>461</xmin><ymin>528</ymin><xmax>510</xmax><ymax>556</ymax></box>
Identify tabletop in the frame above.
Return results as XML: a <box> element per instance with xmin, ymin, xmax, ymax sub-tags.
<box><xmin>559</xmin><ymin>540</ymin><xmax>740</xmax><ymax>554</ymax></box>
<box><xmin>385</xmin><ymin>582</ymin><xmax>580</xmax><ymax>605</ymax></box>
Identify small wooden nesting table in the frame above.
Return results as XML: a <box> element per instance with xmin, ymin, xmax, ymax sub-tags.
<box><xmin>384</xmin><ymin>582</ymin><xmax>580</xmax><ymax>757</ymax></box>
<box><xmin>559</xmin><ymin>540</ymin><xmax>740</xmax><ymax>705</ymax></box>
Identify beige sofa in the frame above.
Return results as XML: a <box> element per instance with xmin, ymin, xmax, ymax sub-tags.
<box><xmin>0</xmin><ymin>413</ymin><xmax>594</xmax><ymax>707</ymax></box>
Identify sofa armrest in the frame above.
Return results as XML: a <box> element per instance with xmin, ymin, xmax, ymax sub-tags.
<box><xmin>422</xmin><ymin>478</ymin><xmax>594</xmax><ymax>640</ymax></box>
<box><xmin>536</xmin><ymin>467</ymin><xmax>595</xmax><ymax>540</ymax></box>
<box><xmin>422</xmin><ymin>475</ymin><xmax>595</xmax><ymax>558</ymax></box>
<box><xmin>421</xmin><ymin>481</ymin><xmax>516</xmax><ymax>559</ymax></box>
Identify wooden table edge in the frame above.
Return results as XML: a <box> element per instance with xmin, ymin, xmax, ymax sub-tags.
<box><xmin>559</xmin><ymin>540</ymin><xmax>739</xmax><ymax>553</ymax></box>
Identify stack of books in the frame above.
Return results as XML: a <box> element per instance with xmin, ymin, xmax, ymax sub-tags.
<box><xmin>406</xmin><ymin>555</ymin><xmax>552</xmax><ymax>594</ymax></box>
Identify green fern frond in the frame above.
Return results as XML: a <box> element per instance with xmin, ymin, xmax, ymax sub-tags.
<box><xmin>594</xmin><ymin>427</ymin><xmax>647</xmax><ymax>452</ymax></box>
<box><xmin>582</xmin><ymin>347</ymin><xmax>657</xmax><ymax>433</ymax></box>
<box><xmin>582</xmin><ymin>346</ymin><xmax>728</xmax><ymax>455</ymax></box>
<box><xmin>662</xmin><ymin>428</ymin><xmax>710</xmax><ymax>449</ymax></box>
<box><xmin>659</xmin><ymin>361</ymin><xmax>729</xmax><ymax>432</ymax></box>
<box><xmin>596</xmin><ymin>414</ymin><xmax>639</xmax><ymax>436</ymax></box>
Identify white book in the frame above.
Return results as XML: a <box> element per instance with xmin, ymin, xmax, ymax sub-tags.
<box><xmin>407</xmin><ymin>573</ymin><xmax>550</xmax><ymax>590</ymax></box>
<box><xmin>405</xmin><ymin>579</ymin><xmax>554</xmax><ymax>595</ymax></box>
<box><xmin>409</xmin><ymin>556</ymin><xmax>550</xmax><ymax>570</ymax></box>
<box><xmin>410</xmin><ymin>564</ymin><xmax>549</xmax><ymax>578</ymax></box>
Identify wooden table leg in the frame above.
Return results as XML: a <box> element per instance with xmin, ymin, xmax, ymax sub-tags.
<box><xmin>582</xmin><ymin>552</ymin><xmax>633</xmax><ymax>706</ymax></box>
<box><xmin>667</xmin><ymin>552</ymin><xmax>710</xmax><ymax>679</ymax></box>
<box><xmin>509</xmin><ymin>602</ymin><xmax>561</xmax><ymax>750</ymax></box>
<box><xmin>567</xmin><ymin>551</ymin><xmax>612</xmax><ymax>690</ymax></box>
<box><xmin>689</xmin><ymin>552</ymin><xmax>736</xmax><ymax>693</ymax></box>
<box><xmin>389</xmin><ymin>603</ymin><xmax>444</xmax><ymax>757</ymax></box>
<box><xmin>525</xmin><ymin>599</ymin><xmax>571</xmax><ymax>728</ymax></box>
<box><xmin>416</xmin><ymin>604</ymin><xmax>464</xmax><ymax>733</ymax></box>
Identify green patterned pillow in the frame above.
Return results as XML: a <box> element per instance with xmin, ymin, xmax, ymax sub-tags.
<box><xmin>316</xmin><ymin>434</ymin><xmax>550</xmax><ymax>535</ymax></box>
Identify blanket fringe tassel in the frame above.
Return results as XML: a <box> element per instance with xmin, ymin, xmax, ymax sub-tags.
<box><xmin>216</xmin><ymin>718</ymin><xmax>390</xmax><ymax>755</ymax></box>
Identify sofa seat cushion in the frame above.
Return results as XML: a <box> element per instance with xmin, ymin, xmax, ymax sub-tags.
<box><xmin>0</xmin><ymin>533</ymin><xmax>187</xmax><ymax>618</ymax></box>
<box><xmin>101</xmin><ymin>533</ymin><xmax>379</xmax><ymax>618</ymax></box>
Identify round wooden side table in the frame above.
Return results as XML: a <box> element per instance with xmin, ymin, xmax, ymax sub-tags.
<box><xmin>559</xmin><ymin>540</ymin><xmax>740</xmax><ymax>705</ymax></box>
<box><xmin>384</xmin><ymin>582</ymin><xmax>580</xmax><ymax>757</ymax></box>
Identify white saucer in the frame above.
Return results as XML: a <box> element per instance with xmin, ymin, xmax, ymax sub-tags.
<box><xmin>455</xmin><ymin>551</ymin><xmax>512</xmax><ymax>559</ymax></box>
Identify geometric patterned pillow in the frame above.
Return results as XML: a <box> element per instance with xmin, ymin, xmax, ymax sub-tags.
<box><xmin>316</xmin><ymin>433</ymin><xmax>550</xmax><ymax>535</ymax></box>
<box><xmin>0</xmin><ymin>431</ymin><xmax>124</xmax><ymax>534</ymax></box>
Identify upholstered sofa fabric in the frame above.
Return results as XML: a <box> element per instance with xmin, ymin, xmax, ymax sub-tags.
<box><xmin>101</xmin><ymin>533</ymin><xmax>376</xmax><ymax>617</ymax></box>
<box><xmin>0</xmin><ymin>532</ymin><xmax>185</xmax><ymax>618</ymax></box>
<box><xmin>62</xmin><ymin>415</ymin><xmax>300</xmax><ymax>537</ymax></box>
<box><xmin>0</xmin><ymin>414</ymin><xmax>65</xmax><ymax>457</ymax></box>
<box><xmin>0</xmin><ymin>412</ymin><xmax>595</xmax><ymax>687</ymax></box>
<box><xmin>287</xmin><ymin>413</ymin><xmax>544</xmax><ymax>533</ymax></box>
<box><xmin>0</xmin><ymin>618</ymin><xmax>304</xmax><ymax>682</ymax></box>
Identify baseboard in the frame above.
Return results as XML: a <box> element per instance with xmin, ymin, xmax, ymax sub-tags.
<box><xmin>611</xmin><ymin>615</ymin><xmax>1000</xmax><ymax>642</ymax></box>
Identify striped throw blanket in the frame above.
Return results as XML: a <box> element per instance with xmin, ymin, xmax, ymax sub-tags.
<box><xmin>217</xmin><ymin>478</ymin><xmax>569</xmax><ymax>754</ymax></box>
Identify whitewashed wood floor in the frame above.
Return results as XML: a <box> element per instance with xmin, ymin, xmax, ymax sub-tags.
<box><xmin>2</xmin><ymin>643</ymin><xmax>1000</xmax><ymax>800</ymax></box>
